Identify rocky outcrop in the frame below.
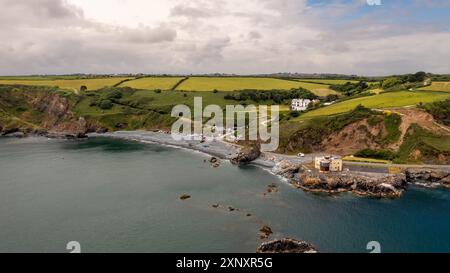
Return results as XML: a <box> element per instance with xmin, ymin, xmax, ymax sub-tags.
<box><xmin>272</xmin><ymin>160</ymin><xmax>300</xmax><ymax>179</ymax></box>
<box><xmin>230</xmin><ymin>142</ymin><xmax>261</xmax><ymax>166</ymax></box>
<box><xmin>405</xmin><ymin>169</ymin><xmax>450</xmax><ymax>189</ymax></box>
<box><xmin>179</xmin><ymin>194</ymin><xmax>191</xmax><ymax>200</ymax></box>
<box><xmin>257</xmin><ymin>238</ymin><xmax>318</xmax><ymax>253</ymax></box>
<box><xmin>0</xmin><ymin>89</ymin><xmax>107</xmax><ymax>139</ymax></box>
<box><xmin>209</xmin><ymin>157</ymin><xmax>221</xmax><ymax>168</ymax></box>
<box><xmin>297</xmin><ymin>172</ymin><xmax>407</xmax><ymax>198</ymax></box>
<box><xmin>259</xmin><ymin>226</ymin><xmax>273</xmax><ymax>239</ymax></box>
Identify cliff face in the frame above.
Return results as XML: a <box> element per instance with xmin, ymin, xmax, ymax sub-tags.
<box><xmin>281</xmin><ymin>108</ymin><xmax>450</xmax><ymax>165</ymax></box>
<box><xmin>0</xmin><ymin>86</ymin><xmax>105</xmax><ymax>137</ymax></box>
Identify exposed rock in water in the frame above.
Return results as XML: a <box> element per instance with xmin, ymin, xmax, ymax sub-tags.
<box><xmin>297</xmin><ymin>172</ymin><xmax>407</xmax><ymax>198</ymax></box>
<box><xmin>265</xmin><ymin>183</ymin><xmax>279</xmax><ymax>195</ymax></box>
<box><xmin>405</xmin><ymin>169</ymin><xmax>450</xmax><ymax>189</ymax></box>
<box><xmin>209</xmin><ymin>157</ymin><xmax>221</xmax><ymax>168</ymax></box>
<box><xmin>257</xmin><ymin>238</ymin><xmax>318</xmax><ymax>253</ymax></box>
<box><xmin>179</xmin><ymin>194</ymin><xmax>191</xmax><ymax>200</ymax></box>
<box><xmin>211</xmin><ymin>204</ymin><xmax>220</xmax><ymax>208</ymax></box>
<box><xmin>230</xmin><ymin>142</ymin><xmax>261</xmax><ymax>166</ymax></box>
<box><xmin>259</xmin><ymin>225</ymin><xmax>273</xmax><ymax>239</ymax></box>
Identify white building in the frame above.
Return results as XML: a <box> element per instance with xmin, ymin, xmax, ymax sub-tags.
<box><xmin>291</xmin><ymin>99</ymin><xmax>314</xmax><ymax>111</ymax></box>
<box><xmin>315</xmin><ymin>156</ymin><xmax>343</xmax><ymax>172</ymax></box>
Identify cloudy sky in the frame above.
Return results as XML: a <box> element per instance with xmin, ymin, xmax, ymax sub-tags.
<box><xmin>1</xmin><ymin>0</ymin><xmax>450</xmax><ymax>76</ymax></box>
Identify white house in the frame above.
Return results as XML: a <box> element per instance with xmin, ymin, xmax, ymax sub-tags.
<box><xmin>291</xmin><ymin>99</ymin><xmax>313</xmax><ymax>111</ymax></box>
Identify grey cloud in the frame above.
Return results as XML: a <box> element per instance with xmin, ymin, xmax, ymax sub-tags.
<box><xmin>248</xmin><ymin>31</ymin><xmax>262</xmax><ymax>40</ymax></box>
<box><xmin>118</xmin><ymin>26</ymin><xmax>177</xmax><ymax>44</ymax></box>
<box><xmin>0</xmin><ymin>0</ymin><xmax>84</xmax><ymax>27</ymax></box>
<box><xmin>170</xmin><ymin>4</ymin><xmax>213</xmax><ymax>18</ymax></box>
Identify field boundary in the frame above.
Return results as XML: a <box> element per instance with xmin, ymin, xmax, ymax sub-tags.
<box><xmin>171</xmin><ymin>77</ymin><xmax>190</xmax><ymax>91</ymax></box>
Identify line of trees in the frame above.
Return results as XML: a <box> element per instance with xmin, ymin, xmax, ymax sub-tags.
<box><xmin>224</xmin><ymin>88</ymin><xmax>317</xmax><ymax>103</ymax></box>
<box><xmin>330</xmin><ymin>81</ymin><xmax>370</xmax><ymax>96</ymax></box>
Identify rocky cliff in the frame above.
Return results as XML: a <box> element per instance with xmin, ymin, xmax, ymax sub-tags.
<box><xmin>0</xmin><ymin>86</ymin><xmax>105</xmax><ymax>138</ymax></box>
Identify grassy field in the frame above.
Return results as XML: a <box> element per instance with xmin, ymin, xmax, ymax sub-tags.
<box><xmin>296</xmin><ymin>79</ymin><xmax>360</xmax><ymax>85</ymax></box>
<box><xmin>418</xmin><ymin>82</ymin><xmax>450</xmax><ymax>92</ymax></box>
<box><xmin>119</xmin><ymin>77</ymin><xmax>185</xmax><ymax>90</ymax></box>
<box><xmin>0</xmin><ymin>78</ymin><xmax>132</xmax><ymax>91</ymax></box>
<box><xmin>0</xmin><ymin>75</ymin><xmax>82</xmax><ymax>80</ymax></box>
<box><xmin>298</xmin><ymin>91</ymin><xmax>450</xmax><ymax>119</ymax></box>
<box><xmin>422</xmin><ymin>136</ymin><xmax>450</xmax><ymax>151</ymax></box>
<box><xmin>175</xmin><ymin>77</ymin><xmax>337</xmax><ymax>96</ymax></box>
<box><xmin>342</xmin><ymin>156</ymin><xmax>391</xmax><ymax>164</ymax></box>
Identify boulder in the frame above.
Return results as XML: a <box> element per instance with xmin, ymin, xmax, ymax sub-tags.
<box><xmin>179</xmin><ymin>194</ymin><xmax>191</xmax><ymax>200</ymax></box>
<box><xmin>230</xmin><ymin>142</ymin><xmax>261</xmax><ymax>166</ymax></box>
<box><xmin>260</xmin><ymin>225</ymin><xmax>273</xmax><ymax>238</ymax></box>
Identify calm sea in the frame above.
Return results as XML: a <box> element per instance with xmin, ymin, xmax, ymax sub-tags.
<box><xmin>0</xmin><ymin>137</ymin><xmax>449</xmax><ymax>253</ymax></box>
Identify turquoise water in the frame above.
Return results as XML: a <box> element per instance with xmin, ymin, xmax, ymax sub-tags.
<box><xmin>0</xmin><ymin>137</ymin><xmax>449</xmax><ymax>253</ymax></box>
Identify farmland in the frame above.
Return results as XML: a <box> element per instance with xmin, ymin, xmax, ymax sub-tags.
<box><xmin>119</xmin><ymin>77</ymin><xmax>185</xmax><ymax>90</ymax></box>
<box><xmin>418</xmin><ymin>82</ymin><xmax>450</xmax><ymax>92</ymax></box>
<box><xmin>298</xmin><ymin>91</ymin><xmax>450</xmax><ymax>119</ymax></box>
<box><xmin>0</xmin><ymin>77</ymin><xmax>132</xmax><ymax>91</ymax></box>
<box><xmin>296</xmin><ymin>79</ymin><xmax>360</xmax><ymax>85</ymax></box>
<box><xmin>0</xmin><ymin>76</ymin><xmax>338</xmax><ymax>96</ymax></box>
<box><xmin>175</xmin><ymin>77</ymin><xmax>337</xmax><ymax>96</ymax></box>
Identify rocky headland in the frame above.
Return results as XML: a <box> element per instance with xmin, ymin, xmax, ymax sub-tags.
<box><xmin>257</xmin><ymin>238</ymin><xmax>318</xmax><ymax>253</ymax></box>
<box><xmin>271</xmin><ymin>160</ymin><xmax>450</xmax><ymax>198</ymax></box>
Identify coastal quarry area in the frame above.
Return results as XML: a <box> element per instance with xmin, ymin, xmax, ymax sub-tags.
<box><xmin>89</xmin><ymin>131</ymin><xmax>450</xmax><ymax>199</ymax></box>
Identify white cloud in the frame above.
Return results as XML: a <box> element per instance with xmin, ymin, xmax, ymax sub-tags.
<box><xmin>0</xmin><ymin>0</ymin><xmax>449</xmax><ymax>75</ymax></box>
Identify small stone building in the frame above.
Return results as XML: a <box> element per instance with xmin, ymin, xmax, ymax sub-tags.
<box><xmin>315</xmin><ymin>156</ymin><xmax>343</xmax><ymax>172</ymax></box>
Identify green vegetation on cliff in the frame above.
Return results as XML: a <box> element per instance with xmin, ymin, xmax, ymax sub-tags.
<box><xmin>422</xmin><ymin>99</ymin><xmax>450</xmax><ymax>126</ymax></box>
<box><xmin>395</xmin><ymin>125</ymin><xmax>450</xmax><ymax>164</ymax></box>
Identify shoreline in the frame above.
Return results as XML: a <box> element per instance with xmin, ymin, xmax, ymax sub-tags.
<box><xmin>88</xmin><ymin>131</ymin><xmax>278</xmax><ymax>169</ymax></box>
<box><xmin>4</xmin><ymin>132</ymin><xmax>449</xmax><ymax>198</ymax></box>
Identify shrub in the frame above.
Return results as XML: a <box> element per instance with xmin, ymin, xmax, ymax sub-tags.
<box><xmin>382</xmin><ymin>77</ymin><xmax>403</xmax><ymax>89</ymax></box>
<box><xmin>99</xmin><ymin>99</ymin><xmax>113</xmax><ymax>110</ymax></box>
<box><xmin>355</xmin><ymin>149</ymin><xmax>396</xmax><ymax>160</ymax></box>
<box><xmin>106</xmin><ymin>90</ymin><xmax>123</xmax><ymax>100</ymax></box>
<box><xmin>422</xmin><ymin>99</ymin><xmax>450</xmax><ymax>126</ymax></box>
<box><xmin>289</xmin><ymin>111</ymin><xmax>301</xmax><ymax>118</ymax></box>
<box><xmin>383</xmin><ymin>113</ymin><xmax>402</xmax><ymax>143</ymax></box>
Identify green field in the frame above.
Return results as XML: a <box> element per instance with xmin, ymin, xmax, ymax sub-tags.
<box><xmin>0</xmin><ymin>78</ymin><xmax>132</xmax><ymax>91</ymax></box>
<box><xmin>0</xmin><ymin>75</ymin><xmax>83</xmax><ymax>80</ymax></box>
<box><xmin>296</xmin><ymin>79</ymin><xmax>360</xmax><ymax>85</ymax></box>
<box><xmin>298</xmin><ymin>91</ymin><xmax>450</xmax><ymax>119</ymax></box>
<box><xmin>418</xmin><ymin>82</ymin><xmax>450</xmax><ymax>92</ymax></box>
<box><xmin>342</xmin><ymin>156</ymin><xmax>391</xmax><ymax>164</ymax></box>
<box><xmin>119</xmin><ymin>77</ymin><xmax>185</xmax><ymax>90</ymax></box>
<box><xmin>175</xmin><ymin>77</ymin><xmax>336</xmax><ymax>95</ymax></box>
<box><xmin>422</xmin><ymin>136</ymin><xmax>450</xmax><ymax>151</ymax></box>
